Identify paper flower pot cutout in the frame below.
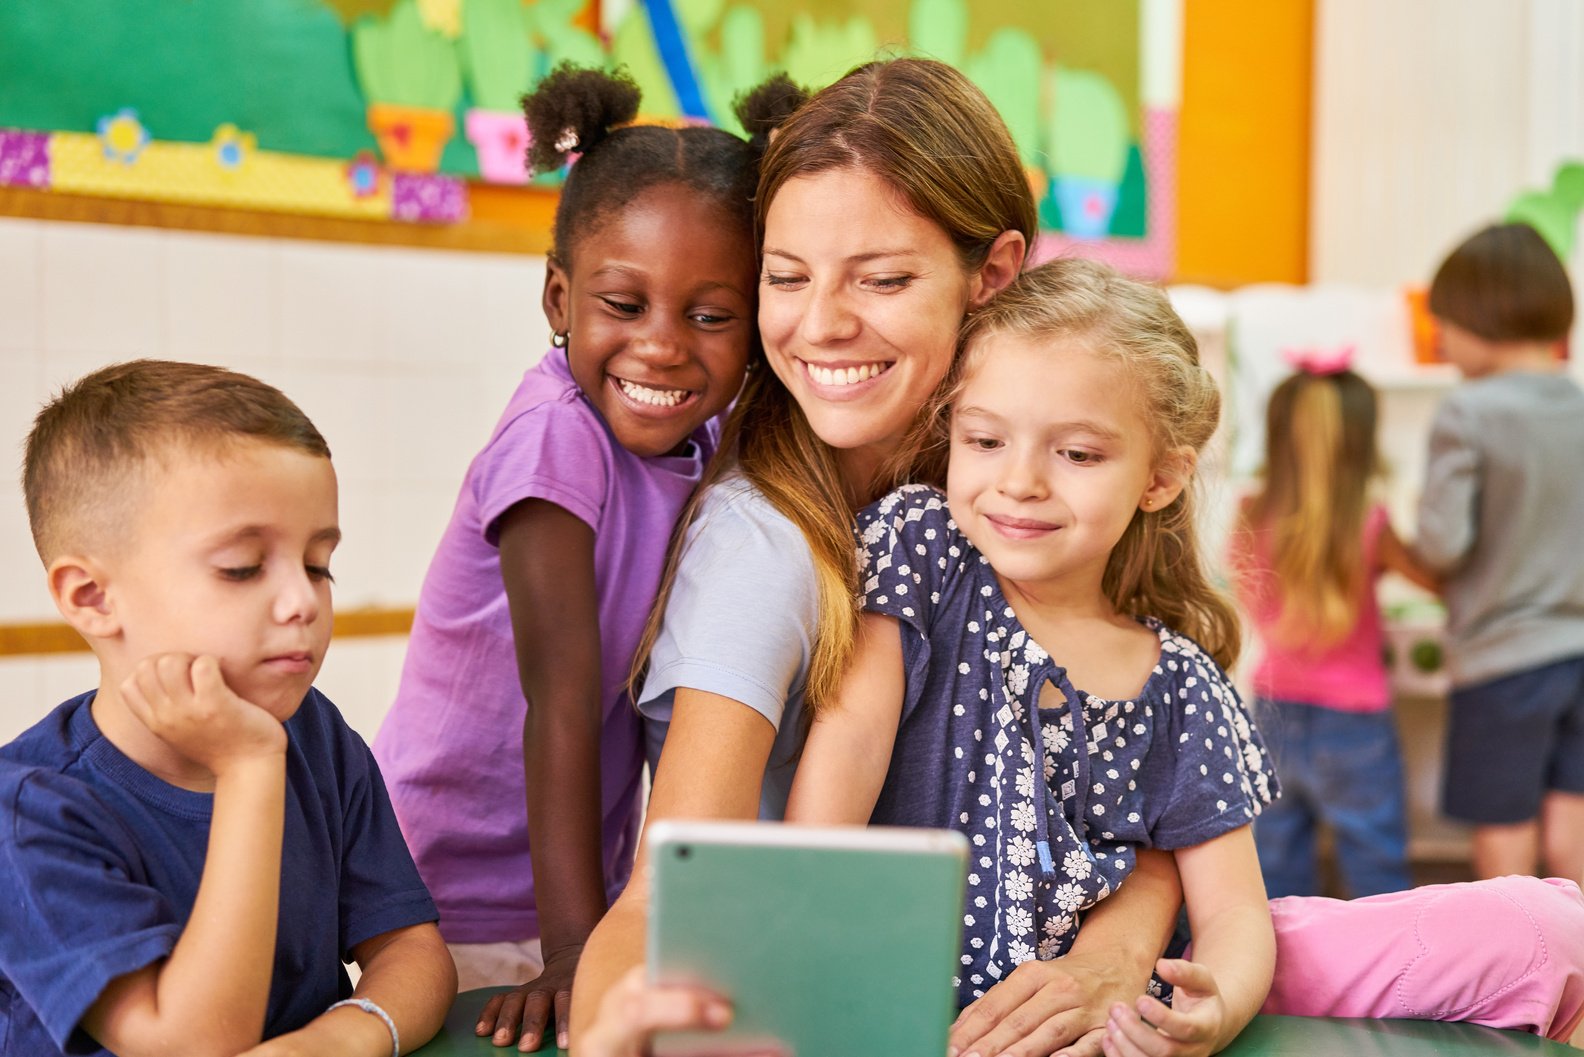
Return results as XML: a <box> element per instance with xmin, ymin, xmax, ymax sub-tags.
<box><xmin>1052</xmin><ymin>176</ymin><xmax>1119</xmax><ymax>240</ymax></box>
<box><xmin>465</xmin><ymin>109</ymin><xmax>529</xmax><ymax>184</ymax></box>
<box><xmin>367</xmin><ymin>103</ymin><xmax>454</xmax><ymax>173</ymax></box>
<box><xmin>97</xmin><ymin>109</ymin><xmax>149</xmax><ymax>165</ymax></box>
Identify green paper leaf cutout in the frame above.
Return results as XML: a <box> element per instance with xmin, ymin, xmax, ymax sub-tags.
<box><xmin>1046</xmin><ymin>65</ymin><xmax>1127</xmax><ymax>184</ymax></box>
<box><xmin>610</xmin><ymin>5</ymin><xmax>680</xmax><ymax>118</ymax></box>
<box><xmin>697</xmin><ymin>4</ymin><xmax>767</xmax><ymax>133</ymax></box>
<box><xmin>784</xmin><ymin>13</ymin><xmax>877</xmax><ymax>89</ymax></box>
<box><xmin>964</xmin><ymin>27</ymin><xmax>1042</xmax><ymax>166</ymax></box>
<box><xmin>1553</xmin><ymin>162</ymin><xmax>1584</xmax><ymax>213</ymax></box>
<box><xmin>908</xmin><ymin>0</ymin><xmax>967</xmax><ymax>67</ymax></box>
<box><xmin>1110</xmin><ymin>141</ymin><xmax>1147</xmax><ymax>238</ymax></box>
<box><xmin>674</xmin><ymin>0</ymin><xmax>727</xmax><ymax>35</ymax></box>
<box><xmin>1506</xmin><ymin>191</ymin><xmax>1575</xmax><ymax>262</ymax></box>
<box><xmin>460</xmin><ymin>0</ymin><xmax>532</xmax><ymax>111</ymax></box>
<box><xmin>352</xmin><ymin>0</ymin><xmax>462</xmax><ymax>109</ymax></box>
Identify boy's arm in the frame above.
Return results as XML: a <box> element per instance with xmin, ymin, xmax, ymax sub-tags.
<box><xmin>783</xmin><ymin>613</ymin><xmax>905</xmax><ymax>825</ymax></box>
<box><xmin>478</xmin><ymin>498</ymin><xmax>608</xmax><ymax>1052</ymax></box>
<box><xmin>80</xmin><ymin>655</ymin><xmax>288</xmax><ymax>1057</ymax></box>
<box><xmin>239</xmin><ymin>922</ymin><xmax>457</xmax><ymax>1056</ymax></box>
<box><xmin>1108</xmin><ymin>826</ymin><xmax>1274</xmax><ymax>1057</ymax></box>
<box><xmin>1415</xmin><ymin>400</ymin><xmax>1480</xmax><ymax>572</ymax></box>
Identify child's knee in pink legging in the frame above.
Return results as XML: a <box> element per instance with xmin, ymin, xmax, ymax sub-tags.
<box><xmin>1260</xmin><ymin>876</ymin><xmax>1584</xmax><ymax>1041</ymax></box>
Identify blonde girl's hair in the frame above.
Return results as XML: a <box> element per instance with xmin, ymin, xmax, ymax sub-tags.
<box><xmin>909</xmin><ymin>257</ymin><xmax>1241</xmax><ymax>670</ymax></box>
<box><xmin>1244</xmin><ymin>369</ymin><xmax>1380</xmax><ymax>648</ymax></box>
<box><xmin>629</xmin><ymin>57</ymin><xmax>1036</xmax><ymax>714</ymax></box>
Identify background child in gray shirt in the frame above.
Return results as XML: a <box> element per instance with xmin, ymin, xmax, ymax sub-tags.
<box><xmin>1417</xmin><ymin>221</ymin><xmax>1584</xmax><ymax>884</ymax></box>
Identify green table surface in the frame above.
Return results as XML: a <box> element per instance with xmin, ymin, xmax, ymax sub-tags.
<box><xmin>413</xmin><ymin>987</ymin><xmax>1575</xmax><ymax>1055</ymax></box>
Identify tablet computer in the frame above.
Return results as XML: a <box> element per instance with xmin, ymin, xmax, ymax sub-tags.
<box><xmin>646</xmin><ymin>819</ymin><xmax>968</xmax><ymax>1057</ymax></box>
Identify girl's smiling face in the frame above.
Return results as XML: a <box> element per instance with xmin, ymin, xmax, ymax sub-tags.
<box><xmin>946</xmin><ymin>333</ymin><xmax>1185</xmax><ymax>599</ymax></box>
<box><xmin>758</xmin><ymin>168</ymin><xmax>998</xmax><ymax>477</ymax></box>
<box><xmin>543</xmin><ymin>183</ymin><xmax>757</xmax><ymax>458</ymax></box>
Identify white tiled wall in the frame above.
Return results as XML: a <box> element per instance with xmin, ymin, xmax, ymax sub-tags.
<box><xmin>0</xmin><ymin>217</ymin><xmax>551</xmax><ymax>744</ymax></box>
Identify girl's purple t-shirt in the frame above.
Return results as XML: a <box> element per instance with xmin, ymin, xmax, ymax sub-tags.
<box><xmin>373</xmin><ymin>349</ymin><xmax>715</xmax><ymax>943</ymax></box>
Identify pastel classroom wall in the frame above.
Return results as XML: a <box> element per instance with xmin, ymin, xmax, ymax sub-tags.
<box><xmin>0</xmin><ymin>218</ymin><xmax>551</xmax><ymax>743</ymax></box>
<box><xmin>1310</xmin><ymin>0</ymin><xmax>1584</xmax><ymax>287</ymax></box>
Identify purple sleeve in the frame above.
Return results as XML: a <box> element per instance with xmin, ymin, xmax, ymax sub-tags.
<box><xmin>0</xmin><ymin>773</ymin><xmax>181</xmax><ymax>1050</ymax></box>
<box><xmin>474</xmin><ymin>400</ymin><xmax>612</xmax><ymax>546</ymax></box>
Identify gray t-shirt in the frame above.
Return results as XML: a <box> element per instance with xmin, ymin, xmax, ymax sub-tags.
<box><xmin>1416</xmin><ymin>370</ymin><xmax>1584</xmax><ymax>686</ymax></box>
<box><xmin>637</xmin><ymin>473</ymin><xmax>818</xmax><ymax>819</ymax></box>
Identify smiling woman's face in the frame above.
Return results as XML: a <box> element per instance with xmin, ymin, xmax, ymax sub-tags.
<box><xmin>758</xmin><ymin>168</ymin><xmax>982</xmax><ymax>475</ymax></box>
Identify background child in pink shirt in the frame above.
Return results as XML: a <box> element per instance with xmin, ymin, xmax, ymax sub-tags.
<box><xmin>1230</xmin><ymin>358</ymin><xmax>1437</xmax><ymax>897</ymax></box>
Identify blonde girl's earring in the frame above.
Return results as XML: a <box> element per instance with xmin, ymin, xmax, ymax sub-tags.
<box><xmin>551</xmin><ymin>330</ymin><xmax>569</xmax><ymax>348</ymax></box>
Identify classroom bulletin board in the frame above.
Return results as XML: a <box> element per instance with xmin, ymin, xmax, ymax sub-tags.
<box><xmin>0</xmin><ymin>0</ymin><xmax>1182</xmax><ymax>276</ymax></box>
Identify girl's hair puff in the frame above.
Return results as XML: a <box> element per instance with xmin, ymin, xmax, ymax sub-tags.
<box><xmin>923</xmin><ymin>258</ymin><xmax>1240</xmax><ymax>669</ymax></box>
<box><xmin>1245</xmin><ymin>369</ymin><xmax>1380</xmax><ymax>647</ymax></box>
<box><xmin>1428</xmin><ymin>222</ymin><xmax>1574</xmax><ymax>343</ymax></box>
<box><xmin>523</xmin><ymin>65</ymin><xmax>805</xmax><ymax>269</ymax></box>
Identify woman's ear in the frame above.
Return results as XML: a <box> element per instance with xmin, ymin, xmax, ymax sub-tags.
<box><xmin>1141</xmin><ymin>447</ymin><xmax>1197</xmax><ymax>513</ymax></box>
<box><xmin>48</xmin><ymin>556</ymin><xmax>119</xmax><ymax>642</ymax></box>
<box><xmin>969</xmin><ymin>230</ymin><xmax>1028</xmax><ymax>309</ymax></box>
<box><xmin>542</xmin><ymin>255</ymin><xmax>571</xmax><ymax>335</ymax></box>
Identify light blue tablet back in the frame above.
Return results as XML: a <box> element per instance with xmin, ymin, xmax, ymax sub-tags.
<box><xmin>647</xmin><ymin>821</ymin><xmax>967</xmax><ymax>1057</ymax></box>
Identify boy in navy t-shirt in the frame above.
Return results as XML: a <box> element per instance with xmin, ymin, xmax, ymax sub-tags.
<box><xmin>0</xmin><ymin>361</ymin><xmax>456</xmax><ymax>1057</ymax></box>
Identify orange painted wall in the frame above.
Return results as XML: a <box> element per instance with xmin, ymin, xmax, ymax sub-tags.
<box><xmin>1176</xmin><ymin>0</ymin><xmax>1313</xmax><ymax>287</ymax></box>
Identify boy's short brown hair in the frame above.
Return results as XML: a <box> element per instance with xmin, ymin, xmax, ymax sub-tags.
<box><xmin>23</xmin><ymin>359</ymin><xmax>330</xmax><ymax>563</ymax></box>
<box><xmin>1428</xmin><ymin>222</ymin><xmax>1575</xmax><ymax>343</ymax></box>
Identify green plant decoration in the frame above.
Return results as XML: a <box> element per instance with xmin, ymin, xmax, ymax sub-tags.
<box><xmin>352</xmin><ymin>0</ymin><xmax>463</xmax><ymax>109</ymax></box>
<box><xmin>527</xmin><ymin>0</ymin><xmax>604</xmax><ymax>76</ymax></box>
<box><xmin>908</xmin><ymin>0</ymin><xmax>966</xmax><ymax>68</ymax></box>
<box><xmin>1506</xmin><ymin>160</ymin><xmax>1584</xmax><ymax>262</ymax></box>
<box><xmin>1046</xmin><ymin>66</ymin><xmax>1127</xmax><ymax>183</ymax></box>
<box><xmin>610</xmin><ymin>4</ymin><xmax>681</xmax><ymax>117</ymax></box>
<box><xmin>674</xmin><ymin>0</ymin><xmax>727</xmax><ymax>35</ymax></box>
<box><xmin>783</xmin><ymin>13</ymin><xmax>878</xmax><ymax>90</ymax></box>
<box><xmin>459</xmin><ymin>0</ymin><xmax>532</xmax><ymax>111</ymax></box>
<box><xmin>695</xmin><ymin>4</ymin><xmax>769</xmax><ymax>135</ymax></box>
<box><xmin>1110</xmin><ymin>142</ymin><xmax>1148</xmax><ymax>237</ymax></box>
<box><xmin>963</xmin><ymin>27</ymin><xmax>1043</xmax><ymax>167</ymax></box>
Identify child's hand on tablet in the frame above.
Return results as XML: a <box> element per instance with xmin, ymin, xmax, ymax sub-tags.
<box><xmin>580</xmin><ymin>967</ymin><xmax>782</xmax><ymax>1057</ymax></box>
<box><xmin>948</xmin><ymin>945</ymin><xmax>1145</xmax><ymax>1057</ymax></box>
<box><xmin>1103</xmin><ymin>958</ymin><xmax>1227</xmax><ymax>1057</ymax></box>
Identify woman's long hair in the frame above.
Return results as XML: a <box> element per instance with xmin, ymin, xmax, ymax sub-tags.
<box><xmin>630</xmin><ymin>57</ymin><xmax>1036</xmax><ymax>713</ymax></box>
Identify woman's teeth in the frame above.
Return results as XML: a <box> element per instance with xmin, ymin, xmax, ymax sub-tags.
<box><xmin>617</xmin><ymin>378</ymin><xmax>690</xmax><ymax>407</ymax></box>
<box><xmin>807</xmin><ymin>362</ymin><xmax>889</xmax><ymax>387</ymax></box>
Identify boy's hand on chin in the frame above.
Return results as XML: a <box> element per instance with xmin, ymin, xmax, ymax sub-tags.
<box><xmin>121</xmin><ymin>653</ymin><xmax>287</xmax><ymax>774</ymax></box>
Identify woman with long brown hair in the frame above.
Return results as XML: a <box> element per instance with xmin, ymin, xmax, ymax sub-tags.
<box><xmin>568</xmin><ymin>57</ymin><xmax>1185</xmax><ymax>1056</ymax></box>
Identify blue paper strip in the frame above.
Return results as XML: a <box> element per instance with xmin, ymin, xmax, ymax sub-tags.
<box><xmin>643</xmin><ymin>0</ymin><xmax>710</xmax><ymax>121</ymax></box>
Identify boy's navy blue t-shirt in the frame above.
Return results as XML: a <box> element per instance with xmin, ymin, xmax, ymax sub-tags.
<box><xmin>856</xmin><ymin>486</ymin><xmax>1277</xmax><ymax>1005</ymax></box>
<box><xmin>0</xmin><ymin>688</ymin><xmax>438</xmax><ymax>1056</ymax></box>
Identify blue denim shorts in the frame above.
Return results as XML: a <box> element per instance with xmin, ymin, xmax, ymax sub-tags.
<box><xmin>1443</xmin><ymin>654</ymin><xmax>1584</xmax><ymax>824</ymax></box>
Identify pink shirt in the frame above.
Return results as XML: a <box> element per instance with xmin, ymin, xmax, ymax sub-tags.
<box><xmin>1233</xmin><ymin>504</ymin><xmax>1392</xmax><ymax>713</ymax></box>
